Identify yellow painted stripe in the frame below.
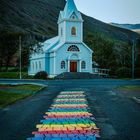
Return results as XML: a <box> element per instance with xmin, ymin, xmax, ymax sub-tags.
<box><xmin>36</xmin><ymin>123</ymin><xmax>96</xmax><ymax>128</ymax></box>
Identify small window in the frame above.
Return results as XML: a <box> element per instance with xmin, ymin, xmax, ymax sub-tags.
<box><xmin>39</xmin><ymin>61</ymin><xmax>41</xmax><ymax>69</ymax></box>
<box><xmin>67</xmin><ymin>45</ymin><xmax>80</xmax><ymax>52</ymax></box>
<box><xmin>71</xmin><ymin>27</ymin><xmax>76</xmax><ymax>36</ymax></box>
<box><xmin>36</xmin><ymin>61</ymin><xmax>38</xmax><ymax>69</ymax></box>
<box><xmin>61</xmin><ymin>28</ymin><xmax>63</xmax><ymax>36</ymax></box>
<box><xmin>61</xmin><ymin>61</ymin><xmax>65</xmax><ymax>69</ymax></box>
<box><xmin>32</xmin><ymin>62</ymin><xmax>34</xmax><ymax>70</ymax></box>
<box><xmin>81</xmin><ymin>61</ymin><xmax>86</xmax><ymax>69</ymax></box>
<box><xmin>72</xmin><ymin>15</ymin><xmax>75</xmax><ymax>19</ymax></box>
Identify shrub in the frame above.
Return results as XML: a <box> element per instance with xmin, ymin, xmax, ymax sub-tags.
<box><xmin>116</xmin><ymin>67</ymin><xmax>131</xmax><ymax>78</ymax></box>
<box><xmin>34</xmin><ymin>71</ymin><xmax>48</xmax><ymax>80</ymax></box>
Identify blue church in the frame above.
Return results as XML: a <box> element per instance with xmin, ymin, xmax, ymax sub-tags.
<box><xmin>28</xmin><ymin>0</ymin><xmax>93</xmax><ymax>78</ymax></box>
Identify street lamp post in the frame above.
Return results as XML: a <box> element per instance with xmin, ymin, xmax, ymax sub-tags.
<box><xmin>131</xmin><ymin>37</ymin><xmax>139</xmax><ymax>79</ymax></box>
<box><xmin>19</xmin><ymin>36</ymin><xmax>22</xmax><ymax>79</ymax></box>
<box><xmin>132</xmin><ymin>39</ymin><xmax>135</xmax><ymax>79</ymax></box>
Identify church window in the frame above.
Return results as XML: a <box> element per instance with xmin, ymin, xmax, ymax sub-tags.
<box><xmin>61</xmin><ymin>28</ymin><xmax>63</xmax><ymax>36</ymax></box>
<box><xmin>36</xmin><ymin>61</ymin><xmax>38</xmax><ymax>69</ymax></box>
<box><xmin>72</xmin><ymin>15</ymin><xmax>75</xmax><ymax>19</ymax></box>
<box><xmin>61</xmin><ymin>61</ymin><xmax>65</xmax><ymax>69</ymax></box>
<box><xmin>39</xmin><ymin>61</ymin><xmax>42</xmax><ymax>69</ymax></box>
<box><xmin>71</xmin><ymin>27</ymin><xmax>76</xmax><ymax>36</ymax></box>
<box><xmin>32</xmin><ymin>62</ymin><xmax>34</xmax><ymax>70</ymax></box>
<box><xmin>81</xmin><ymin>61</ymin><xmax>86</xmax><ymax>69</ymax></box>
<box><xmin>67</xmin><ymin>45</ymin><xmax>80</xmax><ymax>52</ymax></box>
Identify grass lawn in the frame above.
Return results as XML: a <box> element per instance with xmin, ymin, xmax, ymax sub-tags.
<box><xmin>0</xmin><ymin>84</ymin><xmax>44</xmax><ymax>108</ymax></box>
<box><xmin>0</xmin><ymin>72</ymin><xmax>33</xmax><ymax>79</ymax></box>
<box><xmin>117</xmin><ymin>85</ymin><xmax>140</xmax><ymax>91</ymax></box>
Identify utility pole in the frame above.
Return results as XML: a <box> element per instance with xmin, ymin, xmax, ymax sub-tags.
<box><xmin>132</xmin><ymin>39</ymin><xmax>135</xmax><ymax>79</ymax></box>
<box><xmin>19</xmin><ymin>36</ymin><xmax>22</xmax><ymax>79</ymax></box>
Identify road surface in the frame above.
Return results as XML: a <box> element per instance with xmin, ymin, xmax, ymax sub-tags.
<box><xmin>0</xmin><ymin>79</ymin><xmax>140</xmax><ymax>140</ymax></box>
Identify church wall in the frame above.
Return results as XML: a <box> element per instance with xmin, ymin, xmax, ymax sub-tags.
<box><xmin>45</xmin><ymin>53</ymin><xmax>50</xmax><ymax>75</ymax></box>
<box><xmin>28</xmin><ymin>53</ymin><xmax>46</xmax><ymax>75</ymax></box>
<box><xmin>58</xmin><ymin>22</ymin><xmax>66</xmax><ymax>42</ymax></box>
<box><xmin>48</xmin><ymin>52</ymin><xmax>57</xmax><ymax>77</ymax></box>
<box><xmin>55</xmin><ymin>43</ymin><xmax>92</xmax><ymax>75</ymax></box>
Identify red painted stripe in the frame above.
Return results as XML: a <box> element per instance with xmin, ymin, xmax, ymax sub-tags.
<box><xmin>32</xmin><ymin>130</ymin><xmax>99</xmax><ymax>135</ymax></box>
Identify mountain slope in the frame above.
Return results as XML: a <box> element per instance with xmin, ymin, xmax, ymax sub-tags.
<box><xmin>111</xmin><ymin>23</ymin><xmax>140</xmax><ymax>30</ymax></box>
<box><xmin>0</xmin><ymin>0</ymin><xmax>139</xmax><ymax>41</ymax></box>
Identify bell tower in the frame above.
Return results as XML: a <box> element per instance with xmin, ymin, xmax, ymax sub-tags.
<box><xmin>58</xmin><ymin>0</ymin><xmax>83</xmax><ymax>43</ymax></box>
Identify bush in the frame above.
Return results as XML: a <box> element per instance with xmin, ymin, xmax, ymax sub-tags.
<box><xmin>34</xmin><ymin>71</ymin><xmax>48</xmax><ymax>80</ymax></box>
<box><xmin>116</xmin><ymin>67</ymin><xmax>131</xmax><ymax>78</ymax></box>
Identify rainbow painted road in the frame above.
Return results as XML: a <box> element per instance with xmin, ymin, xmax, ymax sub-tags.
<box><xmin>27</xmin><ymin>91</ymin><xmax>100</xmax><ymax>140</ymax></box>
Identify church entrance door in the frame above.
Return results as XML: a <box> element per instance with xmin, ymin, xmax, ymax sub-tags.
<box><xmin>70</xmin><ymin>61</ymin><xmax>77</xmax><ymax>72</ymax></box>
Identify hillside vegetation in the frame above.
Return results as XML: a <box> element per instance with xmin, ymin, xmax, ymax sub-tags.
<box><xmin>0</xmin><ymin>0</ymin><xmax>140</xmax><ymax>78</ymax></box>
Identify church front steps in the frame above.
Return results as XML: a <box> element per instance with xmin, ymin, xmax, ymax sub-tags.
<box><xmin>55</xmin><ymin>72</ymin><xmax>101</xmax><ymax>80</ymax></box>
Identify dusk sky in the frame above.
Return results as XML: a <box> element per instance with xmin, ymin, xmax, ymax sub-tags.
<box><xmin>74</xmin><ymin>0</ymin><xmax>140</xmax><ymax>24</ymax></box>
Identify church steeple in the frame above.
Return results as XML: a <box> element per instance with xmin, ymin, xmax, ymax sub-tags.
<box><xmin>58</xmin><ymin>0</ymin><xmax>83</xmax><ymax>22</ymax></box>
<box><xmin>58</xmin><ymin>0</ymin><xmax>83</xmax><ymax>43</ymax></box>
<box><xmin>63</xmin><ymin>0</ymin><xmax>78</xmax><ymax>18</ymax></box>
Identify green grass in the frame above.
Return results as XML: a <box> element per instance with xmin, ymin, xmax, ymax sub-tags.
<box><xmin>3</xmin><ymin>84</ymin><xmax>43</xmax><ymax>91</ymax></box>
<box><xmin>0</xmin><ymin>72</ymin><xmax>33</xmax><ymax>79</ymax></box>
<box><xmin>0</xmin><ymin>84</ymin><xmax>44</xmax><ymax>108</ymax></box>
<box><xmin>0</xmin><ymin>91</ymin><xmax>31</xmax><ymax>108</ymax></box>
<box><xmin>117</xmin><ymin>86</ymin><xmax>140</xmax><ymax>91</ymax></box>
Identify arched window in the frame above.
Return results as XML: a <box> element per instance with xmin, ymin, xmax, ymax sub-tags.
<box><xmin>67</xmin><ymin>45</ymin><xmax>80</xmax><ymax>52</ymax></box>
<box><xmin>32</xmin><ymin>62</ymin><xmax>34</xmax><ymax>70</ymax></box>
<box><xmin>61</xmin><ymin>28</ymin><xmax>63</xmax><ymax>36</ymax></box>
<box><xmin>81</xmin><ymin>61</ymin><xmax>86</xmax><ymax>69</ymax></box>
<box><xmin>39</xmin><ymin>61</ymin><xmax>42</xmax><ymax>69</ymax></box>
<box><xmin>61</xmin><ymin>61</ymin><xmax>65</xmax><ymax>69</ymax></box>
<box><xmin>71</xmin><ymin>27</ymin><xmax>76</xmax><ymax>35</ymax></box>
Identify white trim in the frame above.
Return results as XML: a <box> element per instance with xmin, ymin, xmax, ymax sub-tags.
<box><xmin>81</xmin><ymin>23</ymin><xmax>83</xmax><ymax>42</ymax></box>
<box><xmin>65</xmin><ymin>41</ymin><xmax>82</xmax><ymax>44</ymax></box>
<box><xmin>79</xmin><ymin>60</ymin><xmax>81</xmax><ymax>72</ymax></box>
<box><xmin>82</xmin><ymin>42</ymin><xmax>93</xmax><ymax>53</ymax></box>
<box><xmin>54</xmin><ymin>52</ymin><xmax>56</xmax><ymax>75</ymax></box>
<box><xmin>30</xmin><ymin>57</ymin><xmax>46</xmax><ymax>61</ymax></box>
<box><xmin>67</xmin><ymin>60</ymin><xmax>70</xmax><ymax>72</ymax></box>
<box><xmin>58</xmin><ymin>19</ymin><xmax>83</xmax><ymax>24</ymax></box>
<box><xmin>64</xmin><ymin>21</ymin><xmax>66</xmax><ymax>42</ymax></box>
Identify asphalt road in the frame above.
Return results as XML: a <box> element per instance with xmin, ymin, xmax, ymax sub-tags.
<box><xmin>0</xmin><ymin>79</ymin><xmax>140</xmax><ymax>140</ymax></box>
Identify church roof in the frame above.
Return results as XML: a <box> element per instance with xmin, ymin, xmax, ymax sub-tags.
<box><xmin>64</xmin><ymin>0</ymin><xmax>78</xmax><ymax>17</ymax></box>
<box><xmin>42</xmin><ymin>36</ymin><xmax>92</xmax><ymax>53</ymax></box>
<box><xmin>58</xmin><ymin>0</ymin><xmax>83</xmax><ymax>22</ymax></box>
<box><xmin>43</xmin><ymin>36</ymin><xmax>60</xmax><ymax>52</ymax></box>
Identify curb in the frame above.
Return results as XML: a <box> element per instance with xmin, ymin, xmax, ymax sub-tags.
<box><xmin>0</xmin><ymin>82</ymin><xmax>47</xmax><ymax>87</ymax></box>
<box><xmin>132</xmin><ymin>97</ymin><xmax>140</xmax><ymax>104</ymax></box>
<box><xmin>33</xmin><ymin>86</ymin><xmax>47</xmax><ymax>94</ymax></box>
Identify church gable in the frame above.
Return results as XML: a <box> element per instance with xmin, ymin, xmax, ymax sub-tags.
<box><xmin>58</xmin><ymin>11</ymin><xmax>63</xmax><ymax>23</ymax></box>
<box><xmin>70</xmin><ymin>12</ymin><xmax>78</xmax><ymax>20</ymax></box>
<box><xmin>52</xmin><ymin>43</ymin><xmax>92</xmax><ymax>54</ymax></box>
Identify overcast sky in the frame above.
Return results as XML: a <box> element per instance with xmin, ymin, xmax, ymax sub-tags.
<box><xmin>74</xmin><ymin>0</ymin><xmax>140</xmax><ymax>24</ymax></box>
